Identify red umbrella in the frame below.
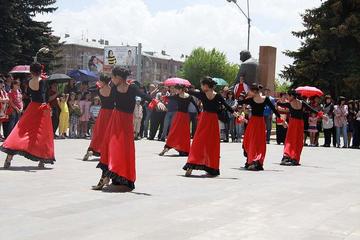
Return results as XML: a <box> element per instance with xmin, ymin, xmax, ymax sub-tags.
<box><xmin>164</xmin><ymin>77</ymin><xmax>191</xmax><ymax>87</ymax></box>
<box><xmin>9</xmin><ymin>65</ymin><xmax>30</xmax><ymax>74</ymax></box>
<box><xmin>295</xmin><ymin>86</ymin><xmax>324</xmax><ymax>98</ymax></box>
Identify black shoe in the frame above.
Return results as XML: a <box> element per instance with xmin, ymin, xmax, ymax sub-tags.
<box><xmin>280</xmin><ymin>156</ymin><xmax>290</xmax><ymax>165</ymax></box>
<box><xmin>244</xmin><ymin>162</ymin><xmax>249</xmax><ymax>169</ymax></box>
<box><xmin>178</xmin><ymin>151</ymin><xmax>189</xmax><ymax>157</ymax></box>
<box><xmin>254</xmin><ymin>161</ymin><xmax>264</xmax><ymax>171</ymax></box>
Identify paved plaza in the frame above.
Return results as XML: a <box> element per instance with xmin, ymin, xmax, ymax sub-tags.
<box><xmin>0</xmin><ymin>139</ymin><xmax>359</xmax><ymax>240</ymax></box>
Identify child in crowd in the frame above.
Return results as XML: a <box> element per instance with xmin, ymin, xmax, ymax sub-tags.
<box><xmin>308</xmin><ymin>112</ymin><xmax>319</xmax><ymax>146</ymax></box>
<box><xmin>57</xmin><ymin>93</ymin><xmax>70</xmax><ymax>139</ymax></box>
<box><xmin>68</xmin><ymin>92</ymin><xmax>81</xmax><ymax>138</ymax></box>
<box><xmin>89</xmin><ymin>96</ymin><xmax>101</xmax><ymax>137</ymax></box>
<box><xmin>133</xmin><ymin>97</ymin><xmax>143</xmax><ymax>140</ymax></box>
<box><xmin>79</xmin><ymin>92</ymin><xmax>92</xmax><ymax>138</ymax></box>
<box><xmin>235</xmin><ymin>105</ymin><xmax>248</xmax><ymax>143</ymax></box>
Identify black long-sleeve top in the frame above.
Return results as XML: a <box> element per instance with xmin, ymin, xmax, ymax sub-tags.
<box><xmin>188</xmin><ymin>91</ymin><xmax>234</xmax><ymax>113</ymax></box>
<box><xmin>98</xmin><ymin>89</ymin><xmax>115</xmax><ymax>110</ymax></box>
<box><xmin>239</xmin><ymin>97</ymin><xmax>280</xmax><ymax>117</ymax></box>
<box><xmin>29</xmin><ymin>80</ymin><xmax>47</xmax><ymax>103</ymax></box>
<box><xmin>277</xmin><ymin>101</ymin><xmax>318</xmax><ymax>120</ymax></box>
<box><xmin>170</xmin><ymin>95</ymin><xmax>199</xmax><ymax>113</ymax></box>
<box><xmin>112</xmin><ymin>84</ymin><xmax>153</xmax><ymax>113</ymax></box>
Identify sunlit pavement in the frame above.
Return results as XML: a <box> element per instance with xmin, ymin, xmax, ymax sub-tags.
<box><xmin>0</xmin><ymin>139</ymin><xmax>359</xmax><ymax>240</ymax></box>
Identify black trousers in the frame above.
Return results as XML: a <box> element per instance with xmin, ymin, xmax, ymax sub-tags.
<box><xmin>352</xmin><ymin>120</ymin><xmax>360</xmax><ymax>147</ymax></box>
<box><xmin>51</xmin><ymin>106</ymin><xmax>60</xmax><ymax>134</ymax></box>
<box><xmin>2</xmin><ymin>121</ymin><xmax>11</xmax><ymax>139</ymax></box>
<box><xmin>323</xmin><ymin>127</ymin><xmax>334</xmax><ymax>146</ymax></box>
<box><xmin>149</xmin><ymin>111</ymin><xmax>166</xmax><ymax>140</ymax></box>
<box><xmin>276</xmin><ymin>124</ymin><xmax>287</xmax><ymax>144</ymax></box>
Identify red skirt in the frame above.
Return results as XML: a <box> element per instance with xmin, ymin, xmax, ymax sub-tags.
<box><xmin>243</xmin><ymin>116</ymin><xmax>266</xmax><ymax>166</ymax></box>
<box><xmin>88</xmin><ymin>108</ymin><xmax>113</xmax><ymax>156</ymax></box>
<box><xmin>284</xmin><ymin>118</ymin><xmax>304</xmax><ymax>163</ymax></box>
<box><xmin>183</xmin><ymin>112</ymin><xmax>220</xmax><ymax>175</ymax></box>
<box><xmin>98</xmin><ymin>110</ymin><xmax>136</xmax><ymax>190</ymax></box>
<box><xmin>165</xmin><ymin>112</ymin><xmax>191</xmax><ymax>153</ymax></box>
<box><xmin>0</xmin><ymin>102</ymin><xmax>55</xmax><ymax>163</ymax></box>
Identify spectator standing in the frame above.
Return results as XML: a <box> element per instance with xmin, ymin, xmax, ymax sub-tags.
<box><xmin>347</xmin><ymin>100</ymin><xmax>356</xmax><ymax>147</ymax></box>
<box><xmin>68</xmin><ymin>92</ymin><xmax>81</xmax><ymax>138</ymax></box>
<box><xmin>311</xmin><ymin>96</ymin><xmax>323</xmax><ymax>146</ymax></box>
<box><xmin>225</xmin><ymin>91</ymin><xmax>237</xmax><ymax>142</ymax></box>
<box><xmin>0</xmin><ymin>80</ymin><xmax>10</xmax><ymax>139</ymax></box>
<box><xmin>322</xmin><ymin>95</ymin><xmax>335</xmax><ymax>147</ymax></box>
<box><xmin>133</xmin><ymin>97</ymin><xmax>143</xmax><ymax>140</ymax></box>
<box><xmin>64</xmin><ymin>78</ymin><xmax>77</xmax><ymax>94</ymax></box>
<box><xmin>79</xmin><ymin>92</ymin><xmax>92</xmax><ymax>138</ymax></box>
<box><xmin>188</xmin><ymin>94</ymin><xmax>199</xmax><ymax>138</ymax></box>
<box><xmin>263</xmin><ymin>88</ymin><xmax>275</xmax><ymax>144</ymax></box>
<box><xmin>143</xmin><ymin>84</ymin><xmax>157</xmax><ymax>138</ymax></box>
<box><xmin>352</xmin><ymin>101</ymin><xmax>360</xmax><ymax>148</ymax></box>
<box><xmin>160</xmin><ymin>86</ymin><xmax>177</xmax><ymax>141</ymax></box>
<box><xmin>57</xmin><ymin>93</ymin><xmax>70</xmax><ymax>139</ymax></box>
<box><xmin>48</xmin><ymin>82</ymin><xmax>59</xmax><ymax>136</ymax></box>
<box><xmin>149</xmin><ymin>87</ymin><xmax>167</xmax><ymax>140</ymax></box>
<box><xmin>4</xmin><ymin>74</ymin><xmax>13</xmax><ymax>92</ymax></box>
<box><xmin>334</xmin><ymin>96</ymin><xmax>348</xmax><ymax>148</ymax></box>
<box><xmin>308</xmin><ymin>112</ymin><xmax>319</xmax><ymax>147</ymax></box>
<box><xmin>7</xmin><ymin>80</ymin><xmax>23</xmax><ymax>133</ymax></box>
<box><xmin>235</xmin><ymin>105</ymin><xmax>247</xmax><ymax>142</ymax></box>
<box><xmin>89</xmin><ymin>96</ymin><xmax>101</xmax><ymax>137</ymax></box>
<box><xmin>276</xmin><ymin>93</ymin><xmax>289</xmax><ymax>145</ymax></box>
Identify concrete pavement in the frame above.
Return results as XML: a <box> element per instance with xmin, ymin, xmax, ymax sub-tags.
<box><xmin>0</xmin><ymin>139</ymin><xmax>359</xmax><ymax>240</ymax></box>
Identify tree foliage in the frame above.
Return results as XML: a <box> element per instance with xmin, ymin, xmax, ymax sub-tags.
<box><xmin>281</xmin><ymin>0</ymin><xmax>360</xmax><ymax>98</ymax></box>
<box><xmin>0</xmin><ymin>0</ymin><xmax>62</xmax><ymax>73</ymax></box>
<box><xmin>275</xmin><ymin>79</ymin><xmax>291</xmax><ymax>93</ymax></box>
<box><xmin>179</xmin><ymin>48</ymin><xmax>239</xmax><ymax>87</ymax></box>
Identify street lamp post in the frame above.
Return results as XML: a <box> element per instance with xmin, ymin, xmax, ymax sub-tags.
<box><xmin>226</xmin><ymin>0</ymin><xmax>251</xmax><ymax>51</ymax></box>
<box><xmin>33</xmin><ymin>47</ymin><xmax>50</xmax><ymax>63</ymax></box>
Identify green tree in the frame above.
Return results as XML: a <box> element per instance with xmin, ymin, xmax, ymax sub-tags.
<box><xmin>179</xmin><ymin>48</ymin><xmax>239</xmax><ymax>87</ymax></box>
<box><xmin>275</xmin><ymin>79</ymin><xmax>291</xmax><ymax>93</ymax></box>
<box><xmin>0</xmin><ymin>0</ymin><xmax>62</xmax><ymax>73</ymax></box>
<box><xmin>281</xmin><ymin>0</ymin><xmax>360</xmax><ymax>98</ymax></box>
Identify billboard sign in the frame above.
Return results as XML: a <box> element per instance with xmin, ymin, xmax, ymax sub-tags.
<box><xmin>103</xmin><ymin>46</ymin><xmax>137</xmax><ymax>75</ymax></box>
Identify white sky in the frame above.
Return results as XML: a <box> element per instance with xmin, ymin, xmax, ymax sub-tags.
<box><xmin>37</xmin><ymin>0</ymin><xmax>322</xmax><ymax>78</ymax></box>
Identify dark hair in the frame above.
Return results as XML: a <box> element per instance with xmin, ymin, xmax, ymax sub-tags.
<box><xmin>112</xmin><ymin>67</ymin><xmax>131</xmax><ymax>80</ymax></box>
<box><xmin>99</xmin><ymin>75</ymin><xmax>111</xmax><ymax>84</ymax></box>
<box><xmin>201</xmin><ymin>76</ymin><xmax>217</xmax><ymax>88</ymax></box>
<box><xmin>174</xmin><ymin>84</ymin><xmax>186</xmax><ymax>90</ymax></box>
<box><xmin>60</xmin><ymin>93</ymin><xmax>66</xmax><ymax>98</ymax></box>
<box><xmin>249</xmin><ymin>83</ymin><xmax>260</xmax><ymax>92</ymax></box>
<box><xmin>287</xmin><ymin>89</ymin><xmax>298</xmax><ymax>98</ymax></box>
<box><xmin>11</xmin><ymin>80</ymin><xmax>20</xmax><ymax>89</ymax></box>
<box><xmin>108</xmin><ymin>50</ymin><xmax>114</xmax><ymax>57</ymax></box>
<box><xmin>30</xmin><ymin>63</ymin><xmax>42</xmax><ymax>75</ymax></box>
<box><xmin>338</xmin><ymin>96</ymin><xmax>346</xmax><ymax>104</ymax></box>
<box><xmin>0</xmin><ymin>79</ymin><xmax>4</xmax><ymax>84</ymax></box>
<box><xmin>226</xmin><ymin>91</ymin><xmax>234</xmax><ymax>100</ymax></box>
<box><xmin>279</xmin><ymin>92</ymin><xmax>285</xmax><ymax>97</ymax></box>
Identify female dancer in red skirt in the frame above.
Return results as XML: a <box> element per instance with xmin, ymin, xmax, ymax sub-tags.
<box><xmin>83</xmin><ymin>75</ymin><xmax>114</xmax><ymax>161</ymax></box>
<box><xmin>1</xmin><ymin>63</ymin><xmax>55</xmax><ymax>168</ymax></box>
<box><xmin>159</xmin><ymin>84</ymin><xmax>199</xmax><ymax>157</ymax></box>
<box><xmin>93</xmin><ymin>67</ymin><xmax>165</xmax><ymax>191</ymax></box>
<box><xmin>277</xmin><ymin>90</ymin><xmax>319</xmax><ymax>166</ymax></box>
<box><xmin>239</xmin><ymin>84</ymin><xmax>280</xmax><ymax>171</ymax></box>
<box><xmin>183</xmin><ymin>77</ymin><xmax>237</xmax><ymax>177</ymax></box>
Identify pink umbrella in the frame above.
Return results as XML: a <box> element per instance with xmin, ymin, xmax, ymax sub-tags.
<box><xmin>164</xmin><ymin>78</ymin><xmax>191</xmax><ymax>87</ymax></box>
<box><xmin>9</xmin><ymin>65</ymin><xmax>30</xmax><ymax>74</ymax></box>
<box><xmin>295</xmin><ymin>86</ymin><xmax>324</xmax><ymax>98</ymax></box>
